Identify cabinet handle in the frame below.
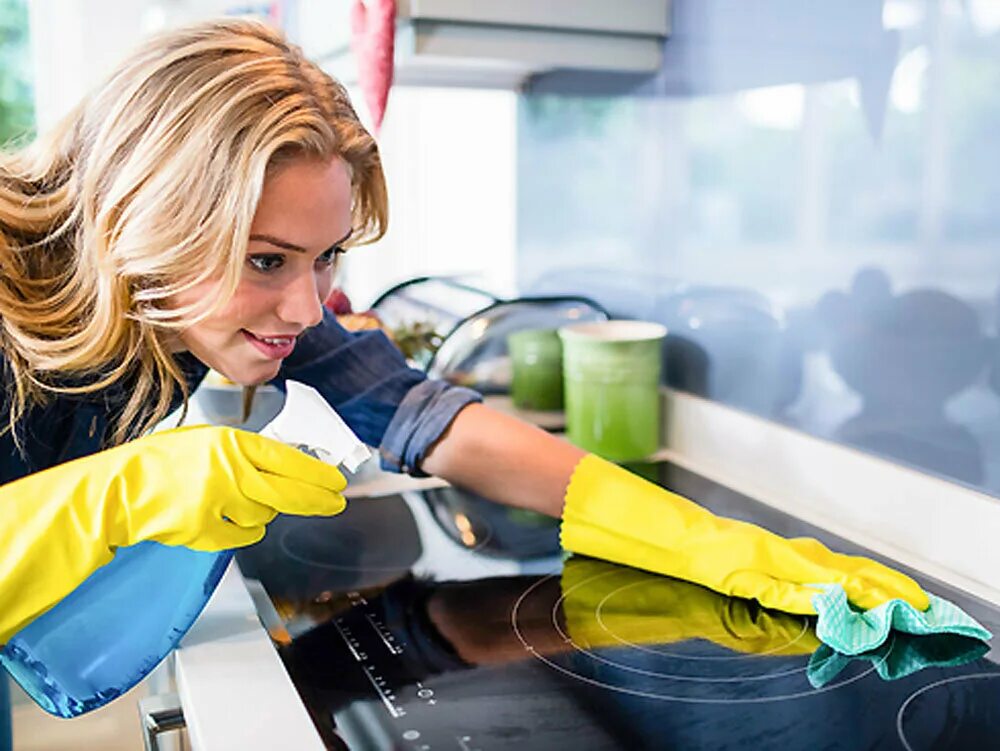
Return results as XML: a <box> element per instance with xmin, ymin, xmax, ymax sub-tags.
<box><xmin>138</xmin><ymin>692</ymin><xmax>186</xmax><ymax>751</ymax></box>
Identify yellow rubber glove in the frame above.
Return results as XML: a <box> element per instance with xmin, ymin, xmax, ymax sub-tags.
<box><xmin>561</xmin><ymin>557</ymin><xmax>820</xmax><ymax>656</ymax></box>
<box><xmin>0</xmin><ymin>425</ymin><xmax>347</xmax><ymax>644</ymax></box>
<box><xmin>561</xmin><ymin>455</ymin><xmax>929</xmax><ymax>616</ymax></box>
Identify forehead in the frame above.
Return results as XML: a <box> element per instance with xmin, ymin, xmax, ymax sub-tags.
<box><xmin>251</xmin><ymin>156</ymin><xmax>353</xmax><ymax>241</ymax></box>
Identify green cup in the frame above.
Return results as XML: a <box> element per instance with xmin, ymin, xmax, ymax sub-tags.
<box><xmin>559</xmin><ymin>321</ymin><xmax>667</xmax><ymax>462</ymax></box>
<box><xmin>507</xmin><ymin>328</ymin><xmax>564</xmax><ymax>411</ymax></box>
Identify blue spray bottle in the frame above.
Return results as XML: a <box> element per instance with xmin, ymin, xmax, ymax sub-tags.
<box><xmin>0</xmin><ymin>382</ymin><xmax>370</xmax><ymax>717</ymax></box>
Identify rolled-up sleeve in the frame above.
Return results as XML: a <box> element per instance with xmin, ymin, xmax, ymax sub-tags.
<box><xmin>277</xmin><ymin>311</ymin><xmax>481</xmax><ymax>475</ymax></box>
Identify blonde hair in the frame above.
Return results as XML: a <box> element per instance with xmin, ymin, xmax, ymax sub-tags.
<box><xmin>0</xmin><ymin>18</ymin><xmax>387</xmax><ymax>446</ymax></box>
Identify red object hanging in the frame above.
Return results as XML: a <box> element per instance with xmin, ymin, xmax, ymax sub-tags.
<box><xmin>350</xmin><ymin>0</ymin><xmax>396</xmax><ymax>133</ymax></box>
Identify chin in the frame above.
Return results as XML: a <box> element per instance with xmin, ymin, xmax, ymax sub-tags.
<box><xmin>241</xmin><ymin>368</ymin><xmax>281</xmax><ymax>386</ymax></box>
<box><xmin>213</xmin><ymin>360</ymin><xmax>281</xmax><ymax>387</ymax></box>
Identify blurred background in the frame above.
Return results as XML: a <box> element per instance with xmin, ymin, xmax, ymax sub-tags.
<box><xmin>4</xmin><ymin>0</ymin><xmax>999</xmax><ymax>497</ymax></box>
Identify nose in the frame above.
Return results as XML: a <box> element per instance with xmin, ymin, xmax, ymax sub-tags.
<box><xmin>276</xmin><ymin>270</ymin><xmax>324</xmax><ymax>328</ymax></box>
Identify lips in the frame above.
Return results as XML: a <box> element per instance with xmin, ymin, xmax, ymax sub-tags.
<box><xmin>241</xmin><ymin>330</ymin><xmax>298</xmax><ymax>360</ymax></box>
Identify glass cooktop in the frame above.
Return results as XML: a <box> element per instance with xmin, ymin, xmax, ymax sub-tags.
<box><xmin>236</xmin><ymin>462</ymin><xmax>1000</xmax><ymax>751</ymax></box>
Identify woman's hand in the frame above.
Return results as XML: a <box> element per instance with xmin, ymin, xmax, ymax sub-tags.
<box><xmin>106</xmin><ymin>425</ymin><xmax>347</xmax><ymax>549</ymax></box>
<box><xmin>0</xmin><ymin>425</ymin><xmax>346</xmax><ymax>643</ymax></box>
<box><xmin>561</xmin><ymin>454</ymin><xmax>929</xmax><ymax>616</ymax></box>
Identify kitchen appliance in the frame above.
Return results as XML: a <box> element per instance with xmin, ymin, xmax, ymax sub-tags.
<box><xmin>305</xmin><ymin>0</ymin><xmax>672</xmax><ymax>90</ymax></box>
<box><xmin>236</xmin><ymin>463</ymin><xmax>1000</xmax><ymax>750</ymax></box>
<box><xmin>370</xmin><ymin>277</ymin><xmax>500</xmax><ymax>369</ymax></box>
<box><xmin>371</xmin><ymin>277</ymin><xmax>609</xmax><ymax>397</ymax></box>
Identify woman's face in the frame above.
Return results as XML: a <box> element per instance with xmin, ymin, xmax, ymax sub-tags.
<box><xmin>174</xmin><ymin>155</ymin><xmax>353</xmax><ymax>385</ymax></box>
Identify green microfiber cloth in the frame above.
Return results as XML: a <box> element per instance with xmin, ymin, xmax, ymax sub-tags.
<box><xmin>806</xmin><ymin>631</ymin><xmax>990</xmax><ymax>688</ymax></box>
<box><xmin>811</xmin><ymin>584</ymin><xmax>992</xmax><ymax>656</ymax></box>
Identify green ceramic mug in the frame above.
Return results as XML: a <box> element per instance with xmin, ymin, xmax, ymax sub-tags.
<box><xmin>559</xmin><ymin>321</ymin><xmax>667</xmax><ymax>462</ymax></box>
<box><xmin>507</xmin><ymin>328</ymin><xmax>564</xmax><ymax>411</ymax></box>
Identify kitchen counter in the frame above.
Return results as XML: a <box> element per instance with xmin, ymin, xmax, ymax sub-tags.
<box><xmin>189</xmin><ymin>463</ymin><xmax>1000</xmax><ymax>751</ymax></box>
<box><xmin>173</xmin><ymin>561</ymin><xmax>325</xmax><ymax>750</ymax></box>
<box><xmin>169</xmin><ymin>461</ymin><xmax>1000</xmax><ymax>750</ymax></box>
<box><xmin>172</xmin><ymin>467</ymin><xmax>514</xmax><ymax>750</ymax></box>
<box><xmin>164</xmin><ymin>387</ymin><xmax>1000</xmax><ymax>749</ymax></box>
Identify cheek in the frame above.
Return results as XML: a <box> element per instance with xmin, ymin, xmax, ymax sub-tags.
<box><xmin>216</xmin><ymin>275</ymin><xmax>314</xmax><ymax>332</ymax></box>
<box><xmin>215</xmin><ymin>283</ymin><xmax>266</xmax><ymax>326</ymax></box>
<box><xmin>174</xmin><ymin>281</ymin><xmax>259</xmax><ymax>346</ymax></box>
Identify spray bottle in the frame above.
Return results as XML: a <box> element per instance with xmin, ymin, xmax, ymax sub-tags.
<box><xmin>0</xmin><ymin>382</ymin><xmax>369</xmax><ymax>717</ymax></box>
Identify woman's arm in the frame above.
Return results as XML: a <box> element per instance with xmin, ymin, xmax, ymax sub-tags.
<box><xmin>418</xmin><ymin>403</ymin><xmax>931</xmax><ymax>620</ymax></box>
<box><xmin>418</xmin><ymin>403</ymin><xmax>585</xmax><ymax>518</ymax></box>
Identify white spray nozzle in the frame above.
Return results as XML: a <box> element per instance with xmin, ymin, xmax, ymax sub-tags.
<box><xmin>259</xmin><ymin>381</ymin><xmax>372</xmax><ymax>473</ymax></box>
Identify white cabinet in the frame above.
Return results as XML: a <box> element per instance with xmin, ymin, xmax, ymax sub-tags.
<box><xmin>292</xmin><ymin>0</ymin><xmax>671</xmax><ymax>89</ymax></box>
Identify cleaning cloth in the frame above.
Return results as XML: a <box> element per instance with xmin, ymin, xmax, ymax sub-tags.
<box><xmin>807</xmin><ymin>632</ymin><xmax>990</xmax><ymax>688</ymax></box>
<box><xmin>811</xmin><ymin>583</ymin><xmax>992</xmax><ymax>656</ymax></box>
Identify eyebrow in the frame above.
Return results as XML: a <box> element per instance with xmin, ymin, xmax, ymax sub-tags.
<box><xmin>248</xmin><ymin>228</ymin><xmax>353</xmax><ymax>253</ymax></box>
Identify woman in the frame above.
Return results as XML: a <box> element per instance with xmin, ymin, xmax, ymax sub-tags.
<box><xmin>0</xmin><ymin>19</ymin><xmax>926</xmax><ymax>654</ymax></box>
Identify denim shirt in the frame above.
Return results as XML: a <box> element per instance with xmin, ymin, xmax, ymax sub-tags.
<box><xmin>0</xmin><ymin>310</ymin><xmax>481</xmax><ymax>484</ymax></box>
<box><xmin>276</xmin><ymin>310</ymin><xmax>481</xmax><ymax>475</ymax></box>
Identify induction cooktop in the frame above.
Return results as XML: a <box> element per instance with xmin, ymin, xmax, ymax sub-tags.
<box><xmin>236</xmin><ymin>462</ymin><xmax>1000</xmax><ymax>751</ymax></box>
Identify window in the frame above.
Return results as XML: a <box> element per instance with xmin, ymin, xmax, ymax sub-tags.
<box><xmin>0</xmin><ymin>0</ymin><xmax>33</xmax><ymax>145</ymax></box>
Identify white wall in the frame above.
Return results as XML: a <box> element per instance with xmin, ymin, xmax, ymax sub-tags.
<box><xmin>340</xmin><ymin>85</ymin><xmax>518</xmax><ymax>308</ymax></box>
<box><xmin>29</xmin><ymin>0</ymin><xmax>141</xmax><ymax>131</ymax></box>
<box><xmin>28</xmin><ymin>0</ymin><xmax>239</xmax><ymax>131</ymax></box>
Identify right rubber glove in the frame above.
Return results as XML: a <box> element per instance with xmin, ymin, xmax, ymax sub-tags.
<box><xmin>0</xmin><ymin>425</ymin><xmax>347</xmax><ymax>644</ymax></box>
<box><xmin>561</xmin><ymin>454</ymin><xmax>929</xmax><ymax>616</ymax></box>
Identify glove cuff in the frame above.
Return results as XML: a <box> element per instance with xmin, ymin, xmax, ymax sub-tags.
<box><xmin>560</xmin><ymin>454</ymin><xmax>701</xmax><ymax>571</ymax></box>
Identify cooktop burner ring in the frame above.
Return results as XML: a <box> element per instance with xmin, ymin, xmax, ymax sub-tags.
<box><xmin>895</xmin><ymin>672</ymin><xmax>1000</xmax><ymax>751</ymax></box>
<box><xmin>513</xmin><ymin>574</ymin><xmax>884</xmax><ymax>704</ymax></box>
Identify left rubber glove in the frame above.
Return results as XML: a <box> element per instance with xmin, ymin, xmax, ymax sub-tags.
<box><xmin>561</xmin><ymin>454</ymin><xmax>929</xmax><ymax>615</ymax></box>
<box><xmin>0</xmin><ymin>425</ymin><xmax>347</xmax><ymax>644</ymax></box>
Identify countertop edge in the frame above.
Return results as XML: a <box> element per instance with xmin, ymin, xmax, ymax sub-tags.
<box><xmin>174</xmin><ymin>561</ymin><xmax>325</xmax><ymax>751</ymax></box>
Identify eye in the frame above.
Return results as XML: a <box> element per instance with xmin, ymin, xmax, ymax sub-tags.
<box><xmin>247</xmin><ymin>254</ymin><xmax>285</xmax><ymax>273</ymax></box>
<box><xmin>316</xmin><ymin>246</ymin><xmax>345</xmax><ymax>267</ymax></box>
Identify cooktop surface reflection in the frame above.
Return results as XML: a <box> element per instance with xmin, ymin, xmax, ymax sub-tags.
<box><xmin>236</xmin><ymin>463</ymin><xmax>1000</xmax><ymax>751</ymax></box>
